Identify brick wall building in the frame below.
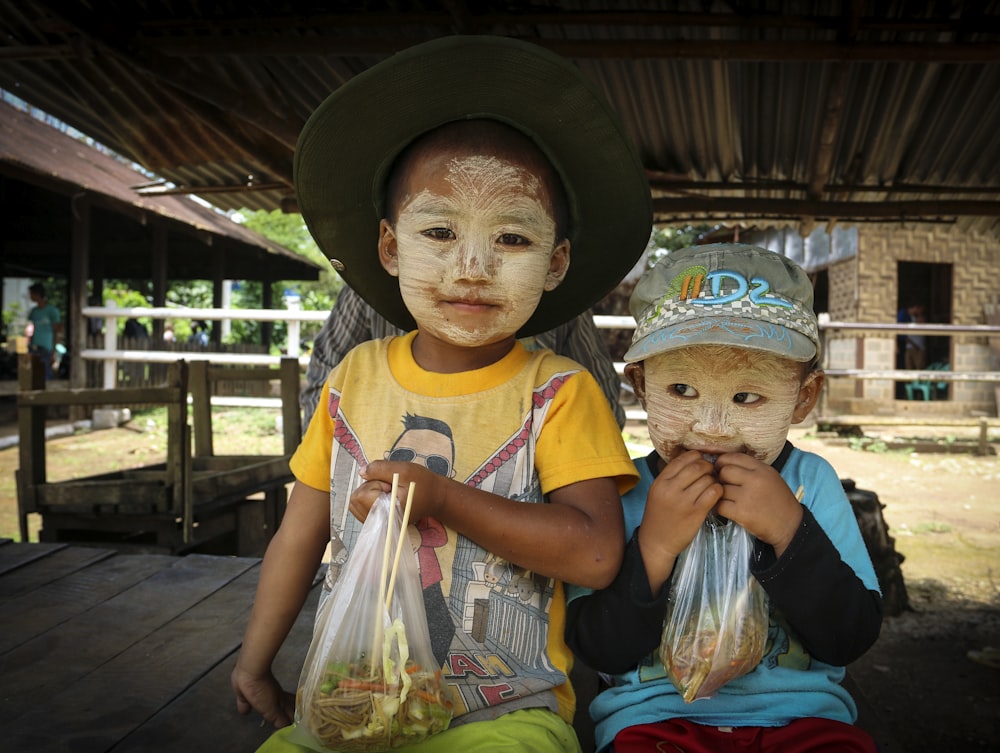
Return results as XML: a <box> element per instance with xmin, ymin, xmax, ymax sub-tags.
<box><xmin>823</xmin><ymin>225</ymin><xmax>998</xmax><ymax>417</ymax></box>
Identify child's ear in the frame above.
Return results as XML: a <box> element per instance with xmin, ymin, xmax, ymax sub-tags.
<box><xmin>624</xmin><ymin>362</ymin><xmax>647</xmax><ymax>409</ymax></box>
<box><xmin>791</xmin><ymin>369</ymin><xmax>825</xmax><ymax>424</ymax></box>
<box><xmin>378</xmin><ymin>219</ymin><xmax>400</xmax><ymax>277</ymax></box>
<box><xmin>543</xmin><ymin>240</ymin><xmax>571</xmax><ymax>291</ymax></box>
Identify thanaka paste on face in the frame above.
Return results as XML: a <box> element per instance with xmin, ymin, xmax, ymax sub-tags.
<box><xmin>639</xmin><ymin>346</ymin><xmax>805</xmax><ymax>466</ymax></box>
<box><xmin>388</xmin><ymin>152</ymin><xmax>565</xmax><ymax>348</ymax></box>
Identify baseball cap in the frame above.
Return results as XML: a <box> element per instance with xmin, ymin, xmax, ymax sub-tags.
<box><xmin>624</xmin><ymin>243</ymin><xmax>819</xmax><ymax>363</ymax></box>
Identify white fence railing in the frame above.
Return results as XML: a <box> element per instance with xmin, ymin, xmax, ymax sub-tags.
<box><xmin>81</xmin><ymin>305</ymin><xmax>1000</xmax><ymax>402</ymax></box>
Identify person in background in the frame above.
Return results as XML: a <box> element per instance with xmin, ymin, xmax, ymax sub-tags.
<box><xmin>27</xmin><ymin>282</ymin><xmax>62</xmax><ymax>379</ymax></box>
<box><xmin>189</xmin><ymin>320</ymin><xmax>210</xmax><ymax>346</ymax></box>
<box><xmin>123</xmin><ymin>317</ymin><xmax>149</xmax><ymax>341</ymax></box>
<box><xmin>904</xmin><ymin>309</ymin><xmax>928</xmax><ymax>372</ymax></box>
<box><xmin>301</xmin><ymin>285</ymin><xmax>625</xmax><ymax>429</ymax></box>
<box><xmin>896</xmin><ymin>302</ymin><xmax>925</xmax><ymax>369</ymax></box>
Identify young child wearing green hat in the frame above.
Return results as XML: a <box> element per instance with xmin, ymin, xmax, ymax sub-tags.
<box><xmin>565</xmin><ymin>243</ymin><xmax>883</xmax><ymax>753</ymax></box>
<box><xmin>231</xmin><ymin>35</ymin><xmax>652</xmax><ymax>752</ymax></box>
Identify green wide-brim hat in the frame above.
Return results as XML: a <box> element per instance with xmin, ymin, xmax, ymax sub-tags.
<box><xmin>294</xmin><ymin>35</ymin><xmax>652</xmax><ymax>336</ymax></box>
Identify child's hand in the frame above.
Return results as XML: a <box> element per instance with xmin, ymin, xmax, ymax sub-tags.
<box><xmin>231</xmin><ymin>664</ymin><xmax>295</xmax><ymax>729</ymax></box>
<box><xmin>637</xmin><ymin>450</ymin><xmax>722</xmax><ymax>593</ymax></box>
<box><xmin>352</xmin><ymin>460</ymin><xmax>447</xmax><ymax>523</ymax></box>
<box><xmin>714</xmin><ymin>453</ymin><xmax>803</xmax><ymax>557</ymax></box>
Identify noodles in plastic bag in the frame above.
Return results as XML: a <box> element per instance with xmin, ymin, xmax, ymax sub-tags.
<box><xmin>289</xmin><ymin>489</ymin><xmax>452</xmax><ymax>751</ymax></box>
<box><xmin>659</xmin><ymin>515</ymin><xmax>769</xmax><ymax>703</ymax></box>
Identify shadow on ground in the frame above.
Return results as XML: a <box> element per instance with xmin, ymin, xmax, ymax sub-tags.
<box><xmin>849</xmin><ymin>581</ymin><xmax>999</xmax><ymax>753</ymax></box>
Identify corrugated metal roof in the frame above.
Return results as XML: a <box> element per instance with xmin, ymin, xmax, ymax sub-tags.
<box><xmin>0</xmin><ymin>98</ymin><xmax>322</xmax><ymax>280</ymax></box>
<box><xmin>1</xmin><ymin>1</ymin><xmax>998</xmax><ymax>240</ymax></box>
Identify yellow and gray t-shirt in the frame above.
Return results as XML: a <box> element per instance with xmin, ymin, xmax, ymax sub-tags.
<box><xmin>292</xmin><ymin>330</ymin><xmax>637</xmax><ymax>726</ymax></box>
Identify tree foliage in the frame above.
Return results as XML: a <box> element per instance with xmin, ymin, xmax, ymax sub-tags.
<box><xmin>237</xmin><ymin>209</ymin><xmax>326</xmax><ymax>266</ymax></box>
<box><xmin>236</xmin><ymin>209</ymin><xmax>343</xmax><ymax>347</ymax></box>
<box><xmin>648</xmin><ymin>224</ymin><xmax>714</xmax><ymax>265</ymax></box>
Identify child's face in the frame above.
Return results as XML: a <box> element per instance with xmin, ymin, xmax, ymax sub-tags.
<box><xmin>627</xmin><ymin>346</ymin><xmax>822</xmax><ymax>466</ymax></box>
<box><xmin>378</xmin><ymin>144</ymin><xmax>569</xmax><ymax>347</ymax></box>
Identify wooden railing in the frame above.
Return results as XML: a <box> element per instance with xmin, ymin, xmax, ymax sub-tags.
<box><xmin>73</xmin><ymin>307</ymin><xmax>1000</xmax><ymax>419</ymax></box>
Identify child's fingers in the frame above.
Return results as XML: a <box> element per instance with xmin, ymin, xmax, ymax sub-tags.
<box><xmin>277</xmin><ymin>690</ymin><xmax>296</xmax><ymax>728</ymax></box>
<box><xmin>234</xmin><ymin>692</ymin><xmax>251</xmax><ymax>716</ymax></box>
<box><xmin>659</xmin><ymin>452</ymin><xmax>722</xmax><ymax>490</ymax></box>
<box><xmin>659</xmin><ymin>450</ymin><xmax>716</xmax><ymax>485</ymax></box>
<box><xmin>713</xmin><ymin>451</ymin><xmax>763</xmax><ymax>473</ymax></box>
<box><xmin>647</xmin><ymin>465</ymin><xmax>721</xmax><ymax>526</ymax></box>
<box><xmin>348</xmin><ymin>480</ymin><xmax>385</xmax><ymax>522</ymax></box>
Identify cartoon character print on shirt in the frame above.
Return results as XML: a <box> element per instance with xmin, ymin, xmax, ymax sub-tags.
<box><xmin>764</xmin><ymin>610</ymin><xmax>811</xmax><ymax>672</ymax></box>
<box><xmin>326</xmin><ymin>370</ymin><xmax>573</xmax><ymax>715</ymax></box>
<box><xmin>376</xmin><ymin>411</ymin><xmax>555</xmax><ymax>677</ymax></box>
<box><xmin>383</xmin><ymin>414</ymin><xmax>457</xmax><ymax>668</ymax></box>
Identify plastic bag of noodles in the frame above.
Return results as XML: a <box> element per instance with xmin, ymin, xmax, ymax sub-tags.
<box><xmin>659</xmin><ymin>514</ymin><xmax>769</xmax><ymax>703</ymax></box>
<box><xmin>290</xmin><ymin>489</ymin><xmax>452</xmax><ymax>751</ymax></box>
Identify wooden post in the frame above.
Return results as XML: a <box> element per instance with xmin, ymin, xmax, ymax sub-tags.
<box><xmin>16</xmin><ymin>354</ymin><xmax>46</xmax><ymax>542</ymax></box>
<box><xmin>165</xmin><ymin>361</ymin><xmax>190</xmax><ymax>521</ymax></box>
<box><xmin>189</xmin><ymin>360</ymin><xmax>213</xmax><ymax>458</ymax></box>
<box><xmin>151</xmin><ymin>226</ymin><xmax>168</xmax><ymax>343</ymax></box>
<box><xmin>69</xmin><ymin>195</ymin><xmax>91</xmax><ymax>401</ymax></box>
<box><xmin>280</xmin><ymin>357</ymin><xmax>301</xmax><ymax>455</ymax></box>
<box><xmin>103</xmin><ymin>301</ymin><xmax>118</xmax><ymax>389</ymax></box>
<box><xmin>261</xmin><ymin>280</ymin><xmax>274</xmax><ymax>350</ymax></box>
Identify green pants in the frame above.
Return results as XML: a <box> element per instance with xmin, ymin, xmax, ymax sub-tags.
<box><xmin>258</xmin><ymin>708</ymin><xmax>582</xmax><ymax>753</ymax></box>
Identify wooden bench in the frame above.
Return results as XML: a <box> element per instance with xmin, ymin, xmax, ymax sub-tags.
<box><xmin>15</xmin><ymin>354</ymin><xmax>300</xmax><ymax>556</ymax></box>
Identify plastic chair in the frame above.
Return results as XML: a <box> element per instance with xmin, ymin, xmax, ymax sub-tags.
<box><xmin>929</xmin><ymin>362</ymin><xmax>950</xmax><ymax>398</ymax></box>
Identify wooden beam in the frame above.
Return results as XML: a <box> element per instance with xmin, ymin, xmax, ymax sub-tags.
<box><xmin>651</xmin><ymin>196</ymin><xmax>1000</xmax><ymax>219</ymax></box>
<box><xmin>69</xmin><ymin>195</ymin><xmax>90</xmax><ymax>394</ymax></box>
<box><xmin>140</xmin><ymin>35</ymin><xmax>1000</xmax><ymax>63</ymax></box>
<box><xmin>808</xmin><ymin>62</ymin><xmax>850</xmax><ymax>200</ymax></box>
<box><xmin>17</xmin><ymin>386</ymin><xmax>185</xmax><ymax>407</ymax></box>
<box><xmin>122</xmin><ymin>10</ymin><xmax>1000</xmax><ymax>37</ymax></box>
<box><xmin>133</xmin><ymin>182</ymin><xmax>288</xmax><ymax>197</ymax></box>
<box><xmin>646</xmin><ymin>176</ymin><xmax>1000</xmax><ymax>197</ymax></box>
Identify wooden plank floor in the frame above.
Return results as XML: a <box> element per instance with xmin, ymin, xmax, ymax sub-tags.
<box><xmin>0</xmin><ymin>540</ymin><xmax>905</xmax><ymax>753</ymax></box>
<box><xmin>0</xmin><ymin>539</ymin><xmax>322</xmax><ymax>753</ymax></box>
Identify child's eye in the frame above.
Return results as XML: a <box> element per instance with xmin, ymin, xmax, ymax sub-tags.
<box><xmin>422</xmin><ymin>227</ymin><xmax>455</xmax><ymax>240</ymax></box>
<box><xmin>671</xmin><ymin>383</ymin><xmax>698</xmax><ymax>398</ymax></box>
<box><xmin>497</xmin><ymin>233</ymin><xmax>531</xmax><ymax>247</ymax></box>
<box><xmin>734</xmin><ymin>391</ymin><xmax>762</xmax><ymax>404</ymax></box>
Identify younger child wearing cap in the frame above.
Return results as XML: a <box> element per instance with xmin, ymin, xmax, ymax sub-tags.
<box><xmin>231</xmin><ymin>35</ymin><xmax>651</xmax><ymax>753</ymax></box>
<box><xmin>566</xmin><ymin>243</ymin><xmax>883</xmax><ymax>752</ymax></box>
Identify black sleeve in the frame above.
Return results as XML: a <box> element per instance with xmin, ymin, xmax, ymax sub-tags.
<box><xmin>565</xmin><ymin>529</ymin><xmax>672</xmax><ymax>674</ymax></box>
<box><xmin>751</xmin><ymin>505</ymin><xmax>883</xmax><ymax>666</ymax></box>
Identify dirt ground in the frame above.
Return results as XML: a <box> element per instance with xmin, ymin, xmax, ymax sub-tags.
<box><xmin>785</xmin><ymin>425</ymin><xmax>999</xmax><ymax>753</ymax></box>
<box><xmin>2</xmin><ymin>414</ymin><xmax>998</xmax><ymax>751</ymax></box>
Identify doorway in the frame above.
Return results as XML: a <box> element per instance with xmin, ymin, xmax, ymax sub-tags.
<box><xmin>810</xmin><ymin>268</ymin><xmax>829</xmax><ymax>316</ymax></box>
<box><xmin>896</xmin><ymin>261</ymin><xmax>952</xmax><ymax>400</ymax></box>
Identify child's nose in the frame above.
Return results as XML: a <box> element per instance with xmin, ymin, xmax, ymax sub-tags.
<box><xmin>454</xmin><ymin>239</ymin><xmax>496</xmax><ymax>280</ymax></box>
<box><xmin>692</xmin><ymin>404</ymin><xmax>732</xmax><ymax>438</ymax></box>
